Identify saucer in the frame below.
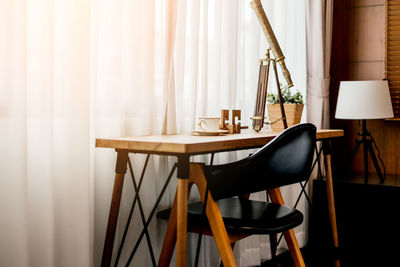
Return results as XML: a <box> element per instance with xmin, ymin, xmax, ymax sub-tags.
<box><xmin>192</xmin><ymin>129</ymin><xmax>229</xmax><ymax>136</ymax></box>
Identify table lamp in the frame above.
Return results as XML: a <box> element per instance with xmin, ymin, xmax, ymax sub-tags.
<box><xmin>335</xmin><ymin>80</ymin><xmax>394</xmax><ymax>183</ymax></box>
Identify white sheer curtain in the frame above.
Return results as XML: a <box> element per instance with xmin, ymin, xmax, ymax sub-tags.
<box><xmin>0</xmin><ymin>0</ymin><xmax>92</xmax><ymax>266</ymax></box>
<box><xmin>0</xmin><ymin>0</ymin><xmax>306</xmax><ymax>266</ymax></box>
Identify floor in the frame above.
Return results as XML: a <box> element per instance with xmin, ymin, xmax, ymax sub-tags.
<box><xmin>288</xmin><ymin>174</ymin><xmax>400</xmax><ymax>267</ymax></box>
<box><xmin>258</xmin><ymin>174</ymin><xmax>400</xmax><ymax>267</ymax></box>
<box><xmin>259</xmin><ymin>246</ymin><xmax>335</xmax><ymax>267</ymax></box>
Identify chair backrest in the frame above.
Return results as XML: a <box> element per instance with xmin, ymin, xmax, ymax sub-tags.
<box><xmin>203</xmin><ymin>123</ymin><xmax>316</xmax><ymax>200</ymax></box>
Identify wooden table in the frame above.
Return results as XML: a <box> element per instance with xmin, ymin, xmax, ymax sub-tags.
<box><xmin>96</xmin><ymin>129</ymin><xmax>343</xmax><ymax>267</ymax></box>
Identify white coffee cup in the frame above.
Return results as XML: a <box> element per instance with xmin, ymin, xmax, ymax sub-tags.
<box><xmin>198</xmin><ymin>117</ymin><xmax>220</xmax><ymax>132</ymax></box>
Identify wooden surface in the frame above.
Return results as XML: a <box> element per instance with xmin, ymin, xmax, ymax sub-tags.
<box><xmin>96</xmin><ymin>129</ymin><xmax>343</xmax><ymax>155</ymax></box>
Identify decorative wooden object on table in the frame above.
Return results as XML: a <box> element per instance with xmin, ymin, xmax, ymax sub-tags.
<box><xmin>227</xmin><ymin>109</ymin><xmax>240</xmax><ymax>134</ymax></box>
<box><xmin>234</xmin><ymin>110</ymin><xmax>242</xmax><ymax>133</ymax></box>
<box><xmin>220</xmin><ymin>109</ymin><xmax>248</xmax><ymax>134</ymax></box>
<box><xmin>220</xmin><ymin>109</ymin><xmax>229</xmax><ymax>130</ymax></box>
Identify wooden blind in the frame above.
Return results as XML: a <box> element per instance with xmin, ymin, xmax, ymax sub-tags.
<box><xmin>386</xmin><ymin>0</ymin><xmax>400</xmax><ymax>118</ymax></box>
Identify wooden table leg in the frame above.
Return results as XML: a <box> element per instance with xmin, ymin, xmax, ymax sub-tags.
<box><xmin>101</xmin><ymin>150</ymin><xmax>129</xmax><ymax>267</ymax></box>
<box><xmin>322</xmin><ymin>140</ymin><xmax>340</xmax><ymax>267</ymax></box>
<box><xmin>176</xmin><ymin>156</ymin><xmax>190</xmax><ymax>267</ymax></box>
<box><xmin>177</xmin><ymin>178</ymin><xmax>188</xmax><ymax>267</ymax></box>
<box><xmin>158</xmin><ymin>194</ymin><xmax>178</xmax><ymax>267</ymax></box>
<box><xmin>268</xmin><ymin>188</ymin><xmax>305</xmax><ymax>267</ymax></box>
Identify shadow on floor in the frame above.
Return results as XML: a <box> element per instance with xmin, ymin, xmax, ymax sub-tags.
<box><xmin>259</xmin><ymin>246</ymin><xmax>337</xmax><ymax>267</ymax></box>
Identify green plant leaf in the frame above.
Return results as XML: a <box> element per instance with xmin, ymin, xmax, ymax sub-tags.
<box><xmin>266</xmin><ymin>84</ymin><xmax>303</xmax><ymax>104</ymax></box>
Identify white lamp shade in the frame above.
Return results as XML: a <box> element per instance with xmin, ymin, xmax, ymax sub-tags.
<box><xmin>335</xmin><ymin>80</ymin><xmax>394</xmax><ymax>120</ymax></box>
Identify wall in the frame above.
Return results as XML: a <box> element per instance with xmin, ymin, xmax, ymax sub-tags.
<box><xmin>330</xmin><ymin>0</ymin><xmax>400</xmax><ymax>176</ymax></box>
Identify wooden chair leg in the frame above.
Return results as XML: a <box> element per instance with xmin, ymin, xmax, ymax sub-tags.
<box><xmin>158</xmin><ymin>183</ymin><xmax>194</xmax><ymax>267</ymax></box>
<box><xmin>268</xmin><ymin>188</ymin><xmax>305</xmax><ymax>267</ymax></box>
<box><xmin>283</xmin><ymin>229</ymin><xmax>306</xmax><ymax>267</ymax></box>
<box><xmin>190</xmin><ymin>164</ymin><xmax>238</xmax><ymax>267</ymax></box>
<box><xmin>160</xmin><ymin>163</ymin><xmax>238</xmax><ymax>267</ymax></box>
<box><xmin>219</xmin><ymin>243</ymin><xmax>237</xmax><ymax>267</ymax></box>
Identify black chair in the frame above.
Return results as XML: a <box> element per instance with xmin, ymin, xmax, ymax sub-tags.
<box><xmin>158</xmin><ymin>123</ymin><xmax>316</xmax><ymax>267</ymax></box>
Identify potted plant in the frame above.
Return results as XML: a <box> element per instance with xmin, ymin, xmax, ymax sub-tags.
<box><xmin>266</xmin><ymin>84</ymin><xmax>304</xmax><ymax>131</ymax></box>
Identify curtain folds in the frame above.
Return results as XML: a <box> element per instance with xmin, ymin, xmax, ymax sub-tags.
<box><xmin>0</xmin><ymin>0</ymin><xmax>92</xmax><ymax>266</ymax></box>
<box><xmin>305</xmin><ymin>0</ymin><xmax>334</xmax><ymax>189</ymax></box>
<box><xmin>1</xmin><ymin>1</ymin><xmax>308</xmax><ymax>266</ymax></box>
<box><xmin>306</xmin><ymin>0</ymin><xmax>334</xmax><ymax>129</ymax></box>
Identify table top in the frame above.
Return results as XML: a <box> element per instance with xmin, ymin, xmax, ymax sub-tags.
<box><xmin>95</xmin><ymin>129</ymin><xmax>343</xmax><ymax>155</ymax></box>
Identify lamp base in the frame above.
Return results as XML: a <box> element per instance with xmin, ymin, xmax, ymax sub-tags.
<box><xmin>348</xmin><ymin>120</ymin><xmax>385</xmax><ymax>184</ymax></box>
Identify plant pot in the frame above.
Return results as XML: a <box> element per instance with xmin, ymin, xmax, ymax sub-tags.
<box><xmin>267</xmin><ymin>103</ymin><xmax>304</xmax><ymax>131</ymax></box>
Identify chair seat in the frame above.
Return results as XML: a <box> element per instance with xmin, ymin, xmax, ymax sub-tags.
<box><xmin>157</xmin><ymin>198</ymin><xmax>303</xmax><ymax>235</ymax></box>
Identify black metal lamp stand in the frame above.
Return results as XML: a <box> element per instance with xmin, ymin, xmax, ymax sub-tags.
<box><xmin>348</xmin><ymin>120</ymin><xmax>385</xmax><ymax>184</ymax></box>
